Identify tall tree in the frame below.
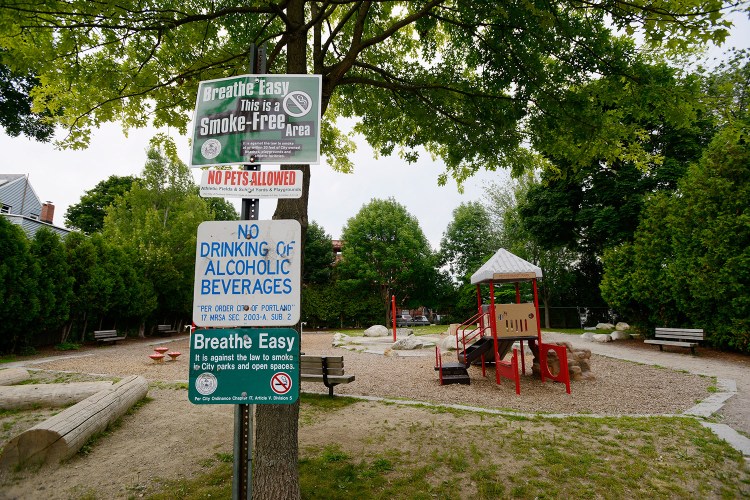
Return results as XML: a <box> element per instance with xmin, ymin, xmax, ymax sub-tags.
<box><xmin>103</xmin><ymin>135</ymin><xmax>211</xmax><ymax>325</ymax></box>
<box><xmin>338</xmin><ymin>198</ymin><xmax>436</xmax><ymax>320</ymax></box>
<box><xmin>0</xmin><ymin>217</ymin><xmax>39</xmax><ymax>353</ymax></box>
<box><xmin>64</xmin><ymin>175</ymin><xmax>137</xmax><ymax>234</ymax></box>
<box><xmin>29</xmin><ymin>228</ymin><xmax>73</xmax><ymax>341</ymax></box>
<box><xmin>0</xmin><ymin>1</ymin><xmax>734</xmax><ymax>495</ymax></box>
<box><xmin>440</xmin><ymin>202</ymin><xmax>499</xmax><ymax>282</ymax></box>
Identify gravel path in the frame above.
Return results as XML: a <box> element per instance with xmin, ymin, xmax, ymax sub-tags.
<box><xmin>27</xmin><ymin>333</ymin><xmax>717</xmax><ymax>416</ymax></box>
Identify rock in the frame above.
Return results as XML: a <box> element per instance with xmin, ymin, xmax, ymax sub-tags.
<box><xmin>595</xmin><ymin>322</ymin><xmax>615</xmax><ymax>330</ymax></box>
<box><xmin>615</xmin><ymin>322</ymin><xmax>630</xmax><ymax>331</ymax></box>
<box><xmin>364</xmin><ymin>325</ymin><xmax>389</xmax><ymax>337</ymax></box>
<box><xmin>392</xmin><ymin>335</ymin><xmax>425</xmax><ymax>350</ymax></box>
<box><xmin>332</xmin><ymin>333</ymin><xmax>350</xmax><ymax>347</ymax></box>
<box><xmin>584</xmin><ymin>326</ymin><xmax>597</xmax><ymax>331</ymax></box>
<box><xmin>581</xmin><ymin>332</ymin><xmax>595</xmax><ymax>342</ymax></box>
<box><xmin>396</xmin><ymin>328</ymin><xmax>414</xmax><ymax>336</ymax></box>
<box><xmin>610</xmin><ymin>330</ymin><xmax>631</xmax><ymax>340</ymax></box>
<box><xmin>592</xmin><ymin>334</ymin><xmax>612</xmax><ymax>343</ymax></box>
<box><xmin>441</xmin><ymin>336</ymin><xmax>458</xmax><ymax>351</ymax></box>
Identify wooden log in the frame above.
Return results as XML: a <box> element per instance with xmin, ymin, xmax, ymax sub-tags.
<box><xmin>0</xmin><ymin>382</ymin><xmax>114</xmax><ymax>410</ymax></box>
<box><xmin>0</xmin><ymin>368</ymin><xmax>30</xmax><ymax>386</ymax></box>
<box><xmin>0</xmin><ymin>375</ymin><xmax>148</xmax><ymax>469</ymax></box>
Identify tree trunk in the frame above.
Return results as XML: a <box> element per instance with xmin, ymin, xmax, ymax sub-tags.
<box><xmin>0</xmin><ymin>382</ymin><xmax>113</xmax><ymax>410</ymax></box>
<box><xmin>138</xmin><ymin>321</ymin><xmax>146</xmax><ymax>339</ymax></box>
<box><xmin>0</xmin><ymin>368</ymin><xmax>30</xmax><ymax>386</ymax></box>
<box><xmin>252</xmin><ymin>2</ymin><xmax>306</xmax><ymax>497</ymax></box>
<box><xmin>0</xmin><ymin>375</ymin><xmax>147</xmax><ymax>469</ymax></box>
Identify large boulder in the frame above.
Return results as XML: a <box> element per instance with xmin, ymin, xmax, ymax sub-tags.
<box><xmin>580</xmin><ymin>332</ymin><xmax>595</xmax><ymax>342</ymax></box>
<box><xmin>592</xmin><ymin>333</ymin><xmax>612</xmax><ymax>343</ymax></box>
<box><xmin>364</xmin><ymin>325</ymin><xmax>389</xmax><ymax>337</ymax></box>
<box><xmin>615</xmin><ymin>322</ymin><xmax>630</xmax><ymax>331</ymax></box>
<box><xmin>595</xmin><ymin>322</ymin><xmax>615</xmax><ymax>330</ymax></box>
<box><xmin>392</xmin><ymin>335</ymin><xmax>425</xmax><ymax>350</ymax></box>
<box><xmin>332</xmin><ymin>333</ymin><xmax>351</xmax><ymax>347</ymax></box>
<box><xmin>610</xmin><ymin>330</ymin><xmax>631</xmax><ymax>340</ymax></box>
<box><xmin>441</xmin><ymin>335</ymin><xmax>458</xmax><ymax>351</ymax></box>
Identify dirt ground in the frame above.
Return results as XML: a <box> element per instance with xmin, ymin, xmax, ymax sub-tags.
<box><xmin>0</xmin><ymin>332</ymin><xmax>747</xmax><ymax>499</ymax></box>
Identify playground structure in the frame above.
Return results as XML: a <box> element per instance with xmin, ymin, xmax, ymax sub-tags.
<box><xmin>435</xmin><ymin>249</ymin><xmax>571</xmax><ymax>394</ymax></box>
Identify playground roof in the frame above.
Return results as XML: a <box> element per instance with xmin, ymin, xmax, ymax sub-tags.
<box><xmin>470</xmin><ymin>248</ymin><xmax>543</xmax><ymax>284</ymax></box>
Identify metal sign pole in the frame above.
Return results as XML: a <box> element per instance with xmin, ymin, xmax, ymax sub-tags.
<box><xmin>233</xmin><ymin>42</ymin><xmax>267</xmax><ymax>500</ymax></box>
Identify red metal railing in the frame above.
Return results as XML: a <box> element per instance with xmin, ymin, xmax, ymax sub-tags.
<box><xmin>435</xmin><ymin>346</ymin><xmax>443</xmax><ymax>385</ymax></box>
<box><xmin>455</xmin><ymin>311</ymin><xmax>487</xmax><ymax>353</ymax></box>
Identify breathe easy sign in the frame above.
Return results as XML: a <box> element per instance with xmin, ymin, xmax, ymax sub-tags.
<box><xmin>189</xmin><ymin>328</ymin><xmax>299</xmax><ymax>405</ymax></box>
<box><xmin>193</xmin><ymin>220</ymin><xmax>301</xmax><ymax>327</ymax></box>
<box><xmin>190</xmin><ymin>74</ymin><xmax>321</xmax><ymax>167</ymax></box>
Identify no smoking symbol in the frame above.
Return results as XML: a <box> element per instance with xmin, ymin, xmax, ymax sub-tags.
<box><xmin>270</xmin><ymin>372</ymin><xmax>293</xmax><ymax>395</ymax></box>
<box><xmin>283</xmin><ymin>91</ymin><xmax>312</xmax><ymax>117</ymax></box>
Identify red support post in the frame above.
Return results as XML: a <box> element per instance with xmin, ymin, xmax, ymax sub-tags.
<box><xmin>391</xmin><ymin>295</ymin><xmax>397</xmax><ymax>342</ymax></box>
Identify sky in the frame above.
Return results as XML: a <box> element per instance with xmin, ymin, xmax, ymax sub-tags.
<box><xmin>1</xmin><ymin>11</ymin><xmax>748</xmax><ymax>250</ymax></box>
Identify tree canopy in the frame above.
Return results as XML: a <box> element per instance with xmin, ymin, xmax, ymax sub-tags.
<box><xmin>338</xmin><ymin>198</ymin><xmax>436</xmax><ymax>319</ymax></box>
<box><xmin>0</xmin><ymin>0</ymin><xmax>736</xmax><ymax>180</ymax></box>
<box><xmin>64</xmin><ymin>175</ymin><xmax>138</xmax><ymax>234</ymax></box>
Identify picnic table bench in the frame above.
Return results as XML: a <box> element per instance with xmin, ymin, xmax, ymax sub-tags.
<box><xmin>644</xmin><ymin>327</ymin><xmax>704</xmax><ymax>355</ymax></box>
<box><xmin>94</xmin><ymin>330</ymin><xmax>127</xmax><ymax>344</ymax></box>
<box><xmin>300</xmin><ymin>355</ymin><xmax>354</xmax><ymax>396</ymax></box>
<box><xmin>156</xmin><ymin>324</ymin><xmax>178</xmax><ymax>337</ymax></box>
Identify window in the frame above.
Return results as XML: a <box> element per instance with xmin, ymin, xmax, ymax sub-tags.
<box><xmin>1</xmin><ymin>204</ymin><xmax>11</xmax><ymax>214</ymax></box>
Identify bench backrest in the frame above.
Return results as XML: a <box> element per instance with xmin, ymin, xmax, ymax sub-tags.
<box><xmin>157</xmin><ymin>325</ymin><xmax>173</xmax><ymax>330</ymax></box>
<box><xmin>300</xmin><ymin>355</ymin><xmax>345</xmax><ymax>376</ymax></box>
<box><xmin>94</xmin><ymin>330</ymin><xmax>118</xmax><ymax>338</ymax></box>
<box><xmin>654</xmin><ymin>328</ymin><xmax>704</xmax><ymax>341</ymax></box>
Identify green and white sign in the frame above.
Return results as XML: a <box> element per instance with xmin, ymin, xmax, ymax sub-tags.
<box><xmin>189</xmin><ymin>328</ymin><xmax>299</xmax><ymax>405</ymax></box>
<box><xmin>190</xmin><ymin>74</ymin><xmax>321</xmax><ymax>166</ymax></box>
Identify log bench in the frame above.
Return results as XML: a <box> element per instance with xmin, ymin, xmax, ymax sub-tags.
<box><xmin>644</xmin><ymin>327</ymin><xmax>704</xmax><ymax>355</ymax></box>
<box><xmin>300</xmin><ymin>355</ymin><xmax>354</xmax><ymax>396</ymax></box>
<box><xmin>157</xmin><ymin>324</ymin><xmax>178</xmax><ymax>337</ymax></box>
<box><xmin>94</xmin><ymin>330</ymin><xmax>127</xmax><ymax>344</ymax></box>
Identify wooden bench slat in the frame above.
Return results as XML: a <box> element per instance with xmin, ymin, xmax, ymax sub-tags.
<box><xmin>299</xmin><ymin>355</ymin><xmax>353</xmax><ymax>395</ymax></box>
<box><xmin>646</xmin><ymin>327</ymin><xmax>704</xmax><ymax>354</ymax></box>
<box><xmin>645</xmin><ymin>340</ymin><xmax>699</xmax><ymax>348</ymax></box>
<box><xmin>299</xmin><ymin>367</ymin><xmax>346</xmax><ymax>376</ymax></box>
<box><xmin>300</xmin><ymin>374</ymin><xmax>355</xmax><ymax>384</ymax></box>
<box><xmin>300</xmin><ymin>355</ymin><xmax>343</xmax><ymax>363</ymax></box>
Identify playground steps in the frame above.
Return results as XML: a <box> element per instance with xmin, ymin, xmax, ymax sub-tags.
<box><xmin>458</xmin><ymin>336</ymin><xmax>493</xmax><ymax>365</ymax></box>
<box><xmin>435</xmin><ymin>363</ymin><xmax>470</xmax><ymax>385</ymax></box>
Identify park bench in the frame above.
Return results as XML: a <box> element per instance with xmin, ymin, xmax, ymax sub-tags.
<box><xmin>300</xmin><ymin>355</ymin><xmax>354</xmax><ymax>396</ymax></box>
<box><xmin>94</xmin><ymin>330</ymin><xmax>127</xmax><ymax>344</ymax></box>
<box><xmin>644</xmin><ymin>327</ymin><xmax>704</xmax><ymax>355</ymax></box>
<box><xmin>156</xmin><ymin>324</ymin><xmax>178</xmax><ymax>337</ymax></box>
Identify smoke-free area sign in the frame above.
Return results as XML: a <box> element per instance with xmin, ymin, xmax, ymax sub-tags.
<box><xmin>189</xmin><ymin>328</ymin><xmax>299</xmax><ymax>405</ymax></box>
<box><xmin>190</xmin><ymin>74</ymin><xmax>321</xmax><ymax>166</ymax></box>
<box><xmin>193</xmin><ymin>219</ymin><xmax>301</xmax><ymax>327</ymax></box>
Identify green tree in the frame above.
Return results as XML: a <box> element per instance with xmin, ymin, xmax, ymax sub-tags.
<box><xmin>1</xmin><ymin>1</ymin><xmax>734</xmax><ymax>494</ymax></box>
<box><xmin>0</xmin><ymin>61</ymin><xmax>54</xmax><ymax>141</ymax></box>
<box><xmin>62</xmin><ymin>231</ymin><xmax>100</xmax><ymax>343</ymax></box>
<box><xmin>0</xmin><ymin>217</ymin><xmax>39</xmax><ymax>353</ymax></box>
<box><xmin>440</xmin><ymin>202</ymin><xmax>499</xmax><ymax>282</ymax></box>
<box><xmin>64</xmin><ymin>175</ymin><xmax>137</xmax><ymax>234</ymax></box>
<box><xmin>303</xmin><ymin>221</ymin><xmax>335</xmax><ymax>286</ymax></box>
<box><xmin>104</xmin><ymin>135</ymin><xmax>211</xmax><ymax>326</ymax></box>
<box><xmin>203</xmin><ymin>196</ymin><xmax>239</xmax><ymax>222</ymax></box>
<box><xmin>484</xmin><ymin>173</ymin><xmax>580</xmax><ymax>327</ymax></box>
<box><xmin>338</xmin><ymin>198</ymin><xmax>436</xmax><ymax>321</ymax></box>
<box><xmin>29</xmin><ymin>228</ymin><xmax>73</xmax><ymax>342</ymax></box>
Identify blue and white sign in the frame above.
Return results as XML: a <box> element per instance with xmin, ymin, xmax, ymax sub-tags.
<box><xmin>193</xmin><ymin>220</ymin><xmax>301</xmax><ymax>327</ymax></box>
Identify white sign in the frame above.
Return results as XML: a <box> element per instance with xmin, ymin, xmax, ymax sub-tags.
<box><xmin>199</xmin><ymin>169</ymin><xmax>302</xmax><ymax>199</ymax></box>
<box><xmin>193</xmin><ymin>220</ymin><xmax>301</xmax><ymax>327</ymax></box>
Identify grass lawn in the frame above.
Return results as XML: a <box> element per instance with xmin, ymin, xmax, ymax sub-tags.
<box><xmin>148</xmin><ymin>394</ymin><xmax>750</xmax><ymax>499</ymax></box>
